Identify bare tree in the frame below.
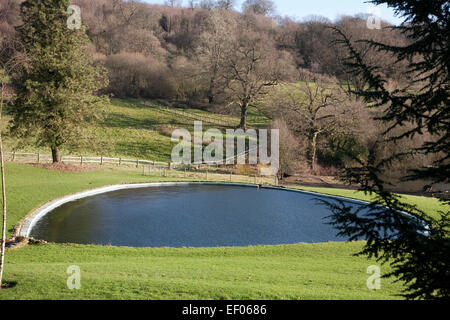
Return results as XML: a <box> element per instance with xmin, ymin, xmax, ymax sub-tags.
<box><xmin>0</xmin><ymin>68</ymin><xmax>8</xmax><ymax>290</ymax></box>
<box><xmin>165</xmin><ymin>0</ymin><xmax>182</xmax><ymax>8</ymax></box>
<box><xmin>271</xmin><ymin>118</ymin><xmax>305</xmax><ymax>178</ymax></box>
<box><xmin>242</xmin><ymin>0</ymin><xmax>275</xmax><ymax>16</ymax></box>
<box><xmin>196</xmin><ymin>9</ymin><xmax>236</xmax><ymax>104</ymax></box>
<box><xmin>223</xmin><ymin>30</ymin><xmax>294</xmax><ymax>129</ymax></box>
<box><xmin>0</xmin><ymin>0</ymin><xmax>21</xmax><ymax>28</ymax></box>
<box><xmin>334</xmin><ymin>16</ymin><xmax>408</xmax><ymax>97</ymax></box>
<box><xmin>265</xmin><ymin>73</ymin><xmax>366</xmax><ymax>172</ymax></box>
<box><xmin>105</xmin><ymin>52</ymin><xmax>173</xmax><ymax>98</ymax></box>
<box><xmin>217</xmin><ymin>0</ymin><xmax>235</xmax><ymax>10</ymax></box>
<box><xmin>0</xmin><ymin>35</ymin><xmax>22</xmax><ymax>290</ymax></box>
<box><xmin>199</xmin><ymin>0</ymin><xmax>216</xmax><ymax>10</ymax></box>
<box><xmin>187</xmin><ymin>0</ymin><xmax>198</xmax><ymax>10</ymax></box>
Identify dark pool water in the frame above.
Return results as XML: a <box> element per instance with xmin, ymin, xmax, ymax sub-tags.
<box><xmin>30</xmin><ymin>185</ymin><xmax>364</xmax><ymax>247</ymax></box>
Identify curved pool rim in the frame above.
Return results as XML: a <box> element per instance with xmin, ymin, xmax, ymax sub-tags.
<box><xmin>19</xmin><ymin>182</ymin><xmax>375</xmax><ymax>239</ymax></box>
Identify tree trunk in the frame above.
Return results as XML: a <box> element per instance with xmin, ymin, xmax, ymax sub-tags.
<box><xmin>0</xmin><ymin>88</ymin><xmax>6</xmax><ymax>289</ymax></box>
<box><xmin>239</xmin><ymin>100</ymin><xmax>249</xmax><ymax>130</ymax></box>
<box><xmin>51</xmin><ymin>147</ymin><xmax>60</xmax><ymax>163</ymax></box>
<box><xmin>208</xmin><ymin>73</ymin><xmax>216</xmax><ymax>104</ymax></box>
<box><xmin>311</xmin><ymin>132</ymin><xmax>319</xmax><ymax>174</ymax></box>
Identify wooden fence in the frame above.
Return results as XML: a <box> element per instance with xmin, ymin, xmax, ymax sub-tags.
<box><xmin>7</xmin><ymin>152</ymin><xmax>171</xmax><ymax>168</ymax></box>
<box><xmin>6</xmin><ymin>151</ymin><xmax>247</xmax><ymax>171</ymax></box>
<box><xmin>7</xmin><ymin>143</ymin><xmax>258</xmax><ymax>168</ymax></box>
<box><xmin>7</xmin><ymin>151</ymin><xmax>279</xmax><ymax>185</ymax></box>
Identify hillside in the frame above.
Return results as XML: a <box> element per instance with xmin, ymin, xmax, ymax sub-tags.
<box><xmin>3</xmin><ymin>98</ymin><xmax>271</xmax><ymax>162</ymax></box>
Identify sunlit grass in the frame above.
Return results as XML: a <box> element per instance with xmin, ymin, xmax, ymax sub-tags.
<box><xmin>3</xmin><ymin>98</ymin><xmax>271</xmax><ymax>162</ymax></box>
<box><xmin>0</xmin><ymin>242</ymin><xmax>404</xmax><ymax>300</ymax></box>
<box><xmin>0</xmin><ymin>162</ymin><xmax>445</xmax><ymax>299</ymax></box>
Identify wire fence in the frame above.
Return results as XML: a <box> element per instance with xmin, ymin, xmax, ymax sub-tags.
<box><xmin>7</xmin><ymin>152</ymin><xmax>170</xmax><ymax>168</ymax></box>
<box><xmin>159</xmin><ymin>107</ymin><xmax>239</xmax><ymax>128</ymax></box>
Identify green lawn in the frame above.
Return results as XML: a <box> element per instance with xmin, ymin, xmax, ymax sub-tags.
<box><xmin>1</xmin><ymin>162</ymin><xmax>447</xmax><ymax>299</ymax></box>
<box><xmin>290</xmin><ymin>186</ymin><xmax>447</xmax><ymax>221</ymax></box>
<box><xmin>1</xmin><ymin>242</ymin><xmax>402</xmax><ymax>300</ymax></box>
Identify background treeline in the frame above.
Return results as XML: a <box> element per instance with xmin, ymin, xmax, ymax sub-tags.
<box><xmin>0</xmin><ymin>0</ymin><xmax>408</xmax><ymax>101</ymax></box>
<box><xmin>0</xmin><ymin>0</ymin><xmax>437</xmax><ymax>182</ymax></box>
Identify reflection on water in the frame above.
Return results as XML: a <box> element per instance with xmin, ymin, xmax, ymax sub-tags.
<box><xmin>31</xmin><ymin>185</ymin><xmax>365</xmax><ymax>247</ymax></box>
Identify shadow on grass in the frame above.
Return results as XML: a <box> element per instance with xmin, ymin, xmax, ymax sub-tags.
<box><xmin>1</xmin><ymin>281</ymin><xmax>18</xmax><ymax>289</ymax></box>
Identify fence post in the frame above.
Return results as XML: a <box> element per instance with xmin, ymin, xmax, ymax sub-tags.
<box><xmin>80</xmin><ymin>155</ymin><xmax>83</xmax><ymax>165</ymax></box>
<box><xmin>37</xmin><ymin>153</ymin><xmax>40</xmax><ymax>164</ymax></box>
<box><xmin>137</xmin><ymin>159</ymin><xmax>139</xmax><ymax>168</ymax></box>
<box><xmin>119</xmin><ymin>158</ymin><xmax>122</xmax><ymax>166</ymax></box>
<box><xmin>168</xmin><ymin>162</ymin><xmax>172</xmax><ymax>170</ymax></box>
<box><xmin>101</xmin><ymin>156</ymin><xmax>103</xmax><ymax>165</ymax></box>
<box><xmin>12</xmin><ymin>151</ymin><xmax>15</xmax><ymax>162</ymax></box>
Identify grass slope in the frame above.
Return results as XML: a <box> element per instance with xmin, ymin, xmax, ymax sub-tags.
<box><xmin>1</xmin><ymin>242</ymin><xmax>403</xmax><ymax>300</ymax></box>
<box><xmin>293</xmin><ymin>187</ymin><xmax>447</xmax><ymax>221</ymax></box>
<box><xmin>1</xmin><ymin>162</ymin><xmax>447</xmax><ymax>299</ymax></box>
<box><xmin>4</xmin><ymin>98</ymin><xmax>270</xmax><ymax>162</ymax></box>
